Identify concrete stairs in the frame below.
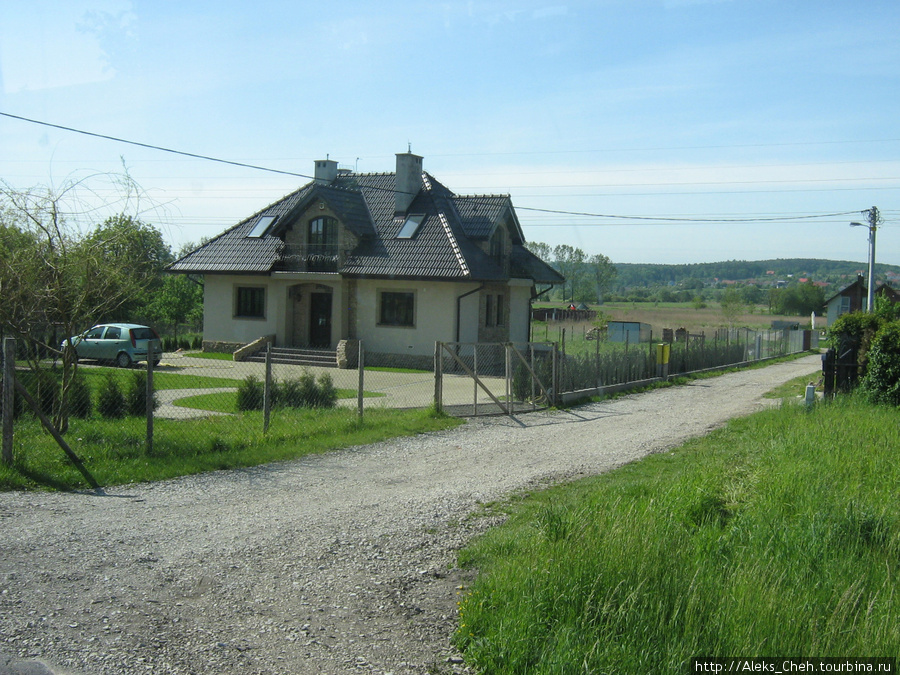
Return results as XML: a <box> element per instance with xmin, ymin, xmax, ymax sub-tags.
<box><xmin>244</xmin><ymin>346</ymin><xmax>337</xmax><ymax>368</ymax></box>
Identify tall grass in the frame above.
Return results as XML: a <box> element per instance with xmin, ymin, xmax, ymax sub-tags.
<box><xmin>455</xmin><ymin>397</ymin><xmax>900</xmax><ymax>673</ymax></box>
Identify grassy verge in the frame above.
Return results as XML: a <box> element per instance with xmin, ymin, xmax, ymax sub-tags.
<box><xmin>0</xmin><ymin>407</ymin><xmax>461</xmax><ymax>491</ymax></box>
<box><xmin>455</xmin><ymin>396</ymin><xmax>900</xmax><ymax>672</ymax></box>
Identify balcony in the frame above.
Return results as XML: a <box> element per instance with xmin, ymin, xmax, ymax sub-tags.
<box><xmin>276</xmin><ymin>243</ymin><xmax>347</xmax><ymax>273</ymax></box>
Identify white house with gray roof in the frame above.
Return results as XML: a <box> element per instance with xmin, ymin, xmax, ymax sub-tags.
<box><xmin>169</xmin><ymin>152</ymin><xmax>563</xmax><ymax>368</ymax></box>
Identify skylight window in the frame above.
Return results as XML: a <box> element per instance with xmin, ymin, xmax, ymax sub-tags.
<box><xmin>397</xmin><ymin>214</ymin><xmax>425</xmax><ymax>239</ymax></box>
<box><xmin>248</xmin><ymin>215</ymin><xmax>276</xmax><ymax>238</ymax></box>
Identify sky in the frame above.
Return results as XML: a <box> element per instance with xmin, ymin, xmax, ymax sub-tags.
<box><xmin>1</xmin><ymin>0</ymin><xmax>899</xmax><ymax>267</ymax></box>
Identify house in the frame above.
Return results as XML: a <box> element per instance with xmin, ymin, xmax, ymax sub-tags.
<box><xmin>823</xmin><ymin>275</ymin><xmax>900</xmax><ymax>325</ymax></box>
<box><xmin>169</xmin><ymin>152</ymin><xmax>564</xmax><ymax>368</ymax></box>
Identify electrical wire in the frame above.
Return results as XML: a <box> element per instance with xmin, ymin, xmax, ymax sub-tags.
<box><xmin>0</xmin><ymin>110</ymin><xmax>891</xmax><ymax>226</ymax></box>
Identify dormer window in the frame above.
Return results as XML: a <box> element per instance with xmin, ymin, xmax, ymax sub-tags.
<box><xmin>397</xmin><ymin>214</ymin><xmax>425</xmax><ymax>239</ymax></box>
<box><xmin>308</xmin><ymin>216</ymin><xmax>337</xmax><ymax>254</ymax></box>
<box><xmin>248</xmin><ymin>215</ymin><xmax>277</xmax><ymax>238</ymax></box>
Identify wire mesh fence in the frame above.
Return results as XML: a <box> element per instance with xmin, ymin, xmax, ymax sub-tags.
<box><xmin>2</xmin><ymin>328</ymin><xmax>817</xmax><ymax>477</ymax></box>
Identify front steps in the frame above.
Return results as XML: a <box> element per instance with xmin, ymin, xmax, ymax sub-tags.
<box><xmin>244</xmin><ymin>346</ymin><xmax>337</xmax><ymax>368</ymax></box>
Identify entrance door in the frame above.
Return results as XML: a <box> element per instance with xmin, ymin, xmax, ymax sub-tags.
<box><xmin>309</xmin><ymin>292</ymin><xmax>332</xmax><ymax>348</ymax></box>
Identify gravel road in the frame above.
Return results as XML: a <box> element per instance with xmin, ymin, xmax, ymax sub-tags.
<box><xmin>0</xmin><ymin>355</ymin><xmax>821</xmax><ymax>675</ymax></box>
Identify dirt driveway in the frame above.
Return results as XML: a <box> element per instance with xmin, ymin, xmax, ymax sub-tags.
<box><xmin>0</xmin><ymin>355</ymin><xmax>821</xmax><ymax>675</ymax></box>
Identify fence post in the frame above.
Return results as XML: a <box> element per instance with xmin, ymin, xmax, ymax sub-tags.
<box><xmin>505</xmin><ymin>343</ymin><xmax>511</xmax><ymax>411</ymax></box>
<box><xmin>473</xmin><ymin>346</ymin><xmax>479</xmax><ymax>416</ymax></box>
<box><xmin>2</xmin><ymin>337</ymin><xmax>14</xmax><ymax>466</ymax></box>
<box><xmin>357</xmin><ymin>340</ymin><xmax>364</xmax><ymax>421</ymax></box>
<box><xmin>551</xmin><ymin>342</ymin><xmax>558</xmax><ymax>407</ymax></box>
<box><xmin>433</xmin><ymin>342</ymin><xmax>443</xmax><ymax>415</ymax></box>
<box><xmin>146</xmin><ymin>343</ymin><xmax>154</xmax><ymax>455</ymax></box>
<box><xmin>263</xmin><ymin>343</ymin><xmax>272</xmax><ymax>433</ymax></box>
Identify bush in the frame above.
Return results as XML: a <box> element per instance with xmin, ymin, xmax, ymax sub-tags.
<box><xmin>97</xmin><ymin>373</ymin><xmax>126</xmax><ymax>418</ymax></box>
<box><xmin>236</xmin><ymin>375</ymin><xmax>265</xmax><ymax>411</ymax></box>
<box><xmin>126</xmin><ymin>371</ymin><xmax>158</xmax><ymax>416</ymax></box>
<box><xmin>68</xmin><ymin>375</ymin><xmax>92</xmax><ymax>419</ymax></box>
<box><xmin>316</xmin><ymin>373</ymin><xmax>338</xmax><ymax>408</ymax></box>
<box><xmin>860</xmin><ymin>320</ymin><xmax>900</xmax><ymax>405</ymax></box>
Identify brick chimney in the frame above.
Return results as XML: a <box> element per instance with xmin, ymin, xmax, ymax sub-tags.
<box><xmin>394</xmin><ymin>152</ymin><xmax>423</xmax><ymax>215</ymax></box>
<box><xmin>314</xmin><ymin>158</ymin><xmax>338</xmax><ymax>184</ymax></box>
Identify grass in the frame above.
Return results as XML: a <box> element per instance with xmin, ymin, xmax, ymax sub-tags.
<box><xmin>0</xmin><ymin>406</ymin><xmax>462</xmax><ymax>491</ymax></box>
<box><xmin>454</xmin><ymin>396</ymin><xmax>900</xmax><ymax>672</ymax></box>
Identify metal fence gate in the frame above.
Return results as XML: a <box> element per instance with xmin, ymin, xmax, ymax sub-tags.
<box><xmin>434</xmin><ymin>341</ymin><xmax>558</xmax><ymax>417</ymax></box>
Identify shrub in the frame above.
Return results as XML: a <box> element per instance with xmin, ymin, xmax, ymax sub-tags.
<box><xmin>860</xmin><ymin>320</ymin><xmax>900</xmax><ymax>405</ymax></box>
<box><xmin>126</xmin><ymin>371</ymin><xmax>158</xmax><ymax>416</ymax></box>
<box><xmin>97</xmin><ymin>373</ymin><xmax>126</xmax><ymax>419</ymax></box>
<box><xmin>68</xmin><ymin>374</ymin><xmax>92</xmax><ymax>419</ymax></box>
<box><xmin>316</xmin><ymin>373</ymin><xmax>338</xmax><ymax>408</ymax></box>
<box><xmin>236</xmin><ymin>375</ymin><xmax>265</xmax><ymax>411</ymax></box>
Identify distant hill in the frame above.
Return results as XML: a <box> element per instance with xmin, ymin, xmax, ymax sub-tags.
<box><xmin>612</xmin><ymin>259</ymin><xmax>900</xmax><ymax>290</ymax></box>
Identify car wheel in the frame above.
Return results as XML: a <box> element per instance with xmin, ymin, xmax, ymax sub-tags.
<box><xmin>116</xmin><ymin>352</ymin><xmax>132</xmax><ymax>368</ymax></box>
<box><xmin>153</xmin><ymin>359</ymin><xmax>161</xmax><ymax>367</ymax></box>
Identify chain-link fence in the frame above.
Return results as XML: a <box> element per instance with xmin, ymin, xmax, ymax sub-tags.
<box><xmin>556</xmin><ymin>328</ymin><xmax>818</xmax><ymax>396</ymax></box>
<box><xmin>2</xmin><ymin>329</ymin><xmax>817</xmax><ymax>479</ymax></box>
<box><xmin>0</xmin><ymin>338</ymin><xmax>439</xmax><ymax>477</ymax></box>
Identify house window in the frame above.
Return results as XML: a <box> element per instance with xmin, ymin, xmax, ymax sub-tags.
<box><xmin>235</xmin><ymin>286</ymin><xmax>265</xmax><ymax>318</ymax></box>
<box><xmin>308</xmin><ymin>216</ymin><xmax>337</xmax><ymax>255</ymax></box>
<box><xmin>379</xmin><ymin>291</ymin><xmax>415</xmax><ymax>327</ymax></box>
<box><xmin>485</xmin><ymin>294</ymin><xmax>505</xmax><ymax>327</ymax></box>
<box><xmin>397</xmin><ymin>214</ymin><xmax>425</xmax><ymax>239</ymax></box>
<box><xmin>839</xmin><ymin>296</ymin><xmax>851</xmax><ymax>316</ymax></box>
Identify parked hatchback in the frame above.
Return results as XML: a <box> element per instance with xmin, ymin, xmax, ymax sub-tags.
<box><xmin>63</xmin><ymin>323</ymin><xmax>162</xmax><ymax>368</ymax></box>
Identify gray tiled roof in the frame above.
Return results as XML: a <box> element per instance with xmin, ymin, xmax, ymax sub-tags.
<box><xmin>170</xmin><ymin>170</ymin><xmax>559</xmax><ymax>285</ymax></box>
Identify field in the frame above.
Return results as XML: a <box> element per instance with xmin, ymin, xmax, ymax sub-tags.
<box><xmin>531</xmin><ymin>301</ymin><xmax>824</xmax><ymax>344</ymax></box>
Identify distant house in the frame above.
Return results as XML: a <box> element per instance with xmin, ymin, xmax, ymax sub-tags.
<box><xmin>169</xmin><ymin>152</ymin><xmax>564</xmax><ymax>368</ymax></box>
<box><xmin>823</xmin><ymin>275</ymin><xmax>900</xmax><ymax>325</ymax></box>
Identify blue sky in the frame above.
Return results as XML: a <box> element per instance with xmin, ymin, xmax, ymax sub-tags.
<box><xmin>1</xmin><ymin>0</ymin><xmax>899</xmax><ymax>266</ymax></box>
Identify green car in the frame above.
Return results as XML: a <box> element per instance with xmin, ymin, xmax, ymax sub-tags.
<box><xmin>63</xmin><ymin>323</ymin><xmax>162</xmax><ymax>368</ymax></box>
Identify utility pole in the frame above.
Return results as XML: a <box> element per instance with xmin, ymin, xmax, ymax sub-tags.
<box><xmin>851</xmin><ymin>206</ymin><xmax>879</xmax><ymax>313</ymax></box>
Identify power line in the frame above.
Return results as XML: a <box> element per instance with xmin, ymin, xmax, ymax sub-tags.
<box><xmin>515</xmin><ymin>207</ymin><xmax>860</xmax><ymax>223</ymax></box>
<box><xmin>0</xmin><ymin>110</ymin><xmax>886</xmax><ymax>227</ymax></box>
<box><xmin>0</xmin><ymin>111</ymin><xmax>316</xmax><ymax>181</ymax></box>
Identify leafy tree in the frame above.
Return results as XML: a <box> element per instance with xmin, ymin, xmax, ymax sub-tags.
<box><xmin>769</xmin><ymin>283</ymin><xmax>825</xmax><ymax>316</ymax></box>
<box><xmin>720</xmin><ymin>287</ymin><xmax>745</xmax><ymax>326</ymax></box>
<box><xmin>0</xmin><ymin>174</ymin><xmax>166</xmax><ymax>433</ymax></box>
<box><xmin>588</xmin><ymin>253</ymin><xmax>617</xmax><ymax>304</ymax></box>
<box><xmin>553</xmin><ymin>244</ymin><xmax>586</xmax><ymax>304</ymax></box>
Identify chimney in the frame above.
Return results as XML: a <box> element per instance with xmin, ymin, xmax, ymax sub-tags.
<box><xmin>314</xmin><ymin>158</ymin><xmax>338</xmax><ymax>184</ymax></box>
<box><xmin>394</xmin><ymin>151</ymin><xmax>423</xmax><ymax>215</ymax></box>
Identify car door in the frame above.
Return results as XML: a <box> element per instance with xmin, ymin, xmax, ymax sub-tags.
<box><xmin>76</xmin><ymin>326</ymin><xmax>108</xmax><ymax>360</ymax></box>
<box><xmin>98</xmin><ymin>325</ymin><xmax>122</xmax><ymax>360</ymax></box>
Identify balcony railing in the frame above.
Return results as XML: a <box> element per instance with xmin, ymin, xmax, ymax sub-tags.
<box><xmin>277</xmin><ymin>244</ymin><xmax>347</xmax><ymax>273</ymax></box>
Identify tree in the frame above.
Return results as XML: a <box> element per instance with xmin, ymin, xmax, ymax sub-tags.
<box><xmin>719</xmin><ymin>287</ymin><xmax>745</xmax><ymax>326</ymax></box>
<box><xmin>0</xmin><ymin>174</ymin><xmax>167</xmax><ymax>433</ymax></box>
<box><xmin>588</xmin><ymin>253</ymin><xmax>617</xmax><ymax>304</ymax></box>
<box><xmin>551</xmin><ymin>245</ymin><xmax>582</xmax><ymax>303</ymax></box>
<box><xmin>769</xmin><ymin>283</ymin><xmax>825</xmax><ymax>316</ymax></box>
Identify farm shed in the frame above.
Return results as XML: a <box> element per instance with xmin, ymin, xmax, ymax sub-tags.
<box><xmin>608</xmin><ymin>321</ymin><xmax>652</xmax><ymax>344</ymax></box>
